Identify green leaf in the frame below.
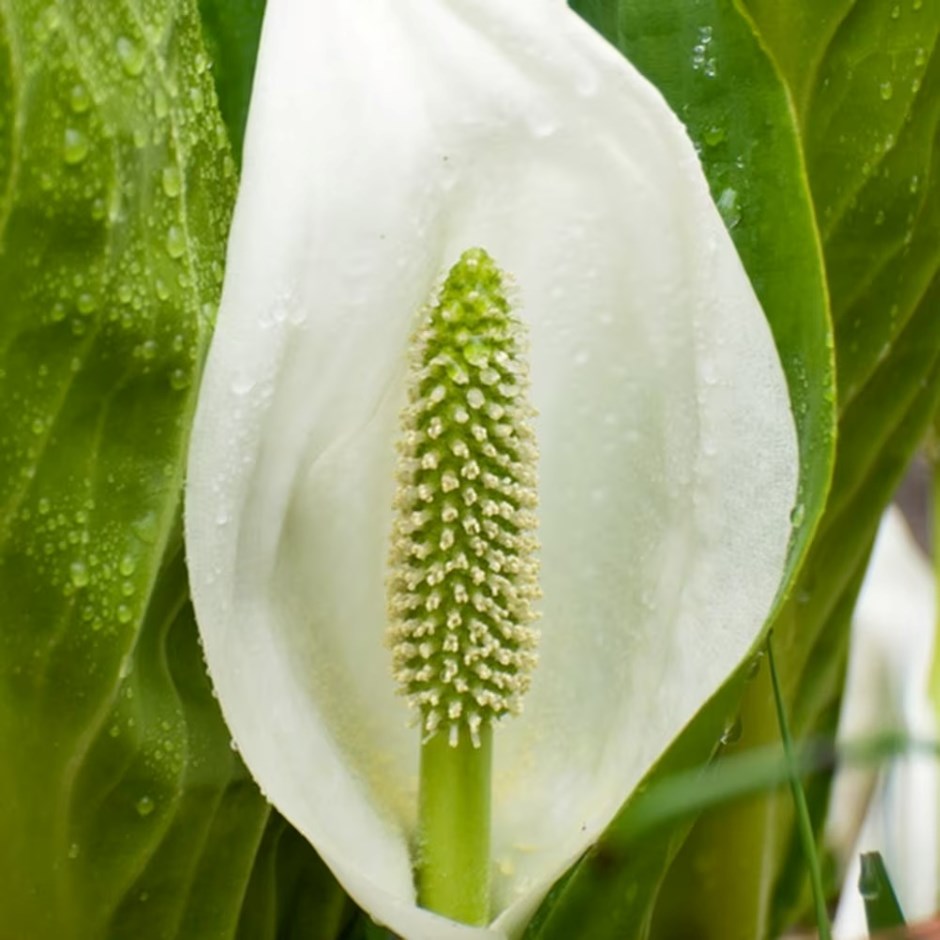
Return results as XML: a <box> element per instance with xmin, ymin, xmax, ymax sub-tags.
<box><xmin>196</xmin><ymin>0</ymin><xmax>266</xmax><ymax>164</ymax></box>
<box><xmin>632</xmin><ymin>2</ymin><xmax>940</xmax><ymax>938</ymax></box>
<box><xmin>236</xmin><ymin>812</ymin><xmax>352</xmax><ymax>940</ymax></box>
<box><xmin>526</xmin><ymin>4</ymin><xmax>835</xmax><ymax>936</ymax></box>
<box><xmin>0</xmin><ymin>1</ymin><xmax>275</xmax><ymax>936</ymax></box>
<box><xmin>860</xmin><ymin>851</ymin><xmax>907</xmax><ymax>933</ymax></box>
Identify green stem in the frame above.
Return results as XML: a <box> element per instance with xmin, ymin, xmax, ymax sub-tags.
<box><xmin>417</xmin><ymin>723</ymin><xmax>492</xmax><ymax>925</ymax></box>
<box><xmin>766</xmin><ymin>632</ymin><xmax>831</xmax><ymax>940</ymax></box>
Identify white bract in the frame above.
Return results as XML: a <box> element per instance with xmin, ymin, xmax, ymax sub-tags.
<box><xmin>828</xmin><ymin>507</ymin><xmax>938</xmax><ymax>938</ymax></box>
<box><xmin>185</xmin><ymin>1</ymin><xmax>799</xmax><ymax>937</ymax></box>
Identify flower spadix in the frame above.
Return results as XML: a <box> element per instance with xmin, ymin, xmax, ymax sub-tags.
<box><xmin>185</xmin><ymin>0</ymin><xmax>800</xmax><ymax>938</ymax></box>
<box><xmin>389</xmin><ymin>248</ymin><xmax>540</xmax><ymax>750</ymax></box>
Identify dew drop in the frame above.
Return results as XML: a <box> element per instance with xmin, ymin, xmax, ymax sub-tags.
<box><xmin>116</xmin><ymin>36</ymin><xmax>145</xmax><ymax>76</ymax></box>
<box><xmin>165</xmin><ymin>225</ymin><xmax>185</xmax><ymax>259</ymax></box>
<box><xmin>231</xmin><ymin>375</ymin><xmax>255</xmax><ymax>396</ymax></box>
<box><xmin>790</xmin><ymin>502</ymin><xmax>805</xmax><ymax>527</ymax></box>
<box><xmin>69</xmin><ymin>560</ymin><xmax>89</xmax><ymax>588</ymax></box>
<box><xmin>161</xmin><ymin>165</ymin><xmax>181</xmax><ymax>197</ymax></box>
<box><xmin>716</xmin><ymin>187</ymin><xmax>741</xmax><ymax>229</ymax></box>
<box><xmin>67</xmin><ymin>843</ymin><xmax>80</xmax><ymax>860</ymax></box>
<box><xmin>745</xmin><ymin>652</ymin><xmax>763</xmax><ymax>681</ymax></box>
<box><xmin>76</xmin><ymin>292</ymin><xmax>96</xmax><ymax>315</ymax></box>
<box><xmin>63</xmin><ymin>128</ymin><xmax>89</xmax><ymax>165</ymax></box>
<box><xmin>720</xmin><ymin>716</ymin><xmax>743</xmax><ymax>746</ymax></box>
<box><xmin>879</xmin><ymin>80</ymin><xmax>894</xmax><ymax>101</ymax></box>
<box><xmin>69</xmin><ymin>84</ymin><xmax>91</xmax><ymax>113</ymax></box>
<box><xmin>702</xmin><ymin>125</ymin><xmax>725</xmax><ymax>147</ymax></box>
<box><xmin>135</xmin><ymin>796</ymin><xmax>155</xmax><ymax>817</ymax></box>
<box><xmin>117</xmin><ymin>604</ymin><xmax>132</xmax><ymax>624</ymax></box>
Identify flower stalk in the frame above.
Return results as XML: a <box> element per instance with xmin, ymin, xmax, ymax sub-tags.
<box><xmin>417</xmin><ymin>722</ymin><xmax>493</xmax><ymax>924</ymax></box>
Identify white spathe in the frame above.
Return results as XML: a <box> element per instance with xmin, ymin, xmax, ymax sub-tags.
<box><xmin>185</xmin><ymin>1</ymin><xmax>800</xmax><ymax>938</ymax></box>
<box><xmin>828</xmin><ymin>507</ymin><xmax>938</xmax><ymax>939</ymax></box>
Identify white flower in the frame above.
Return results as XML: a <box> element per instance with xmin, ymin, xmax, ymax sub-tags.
<box><xmin>184</xmin><ymin>0</ymin><xmax>799</xmax><ymax>937</ymax></box>
<box><xmin>828</xmin><ymin>506</ymin><xmax>938</xmax><ymax>938</ymax></box>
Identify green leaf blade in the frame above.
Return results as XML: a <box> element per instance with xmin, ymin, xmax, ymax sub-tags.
<box><xmin>0</xmin><ymin>2</ymin><xmax>273</xmax><ymax>936</ymax></box>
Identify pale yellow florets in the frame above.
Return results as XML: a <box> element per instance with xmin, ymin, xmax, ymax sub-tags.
<box><xmin>387</xmin><ymin>248</ymin><xmax>541</xmax><ymax>749</ymax></box>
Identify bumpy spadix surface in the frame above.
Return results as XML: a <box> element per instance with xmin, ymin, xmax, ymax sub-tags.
<box><xmin>389</xmin><ymin>248</ymin><xmax>540</xmax><ymax>748</ymax></box>
<box><xmin>185</xmin><ymin>0</ymin><xmax>800</xmax><ymax>937</ymax></box>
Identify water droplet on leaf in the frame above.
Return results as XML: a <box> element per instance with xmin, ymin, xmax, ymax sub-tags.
<box><xmin>69</xmin><ymin>561</ymin><xmax>89</xmax><ymax>588</ymax></box>
<box><xmin>165</xmin><ymin>225</ymin><xmax>185</xmax><ymax>259</ymax></box>
<box><xmin>69</xmin><ymin>84</ymin><xmax>91</xmax><ymax>113</ymax></box>
<box><xmin>135</xmin><ymin>796</ymin><xmax>155</xmax><ymax>817</ymax></box>
<box><xmin>63</xmin><ymin>128</ymin><xmax>89</xmax><ymax>165</ymax></box>
<box><xmin>161</xmin><ymin>165</ymin><xmax>181</xmax><ymax>197</ymax></box>
<box><xmin>116</xmin><ymin>36</ymin><xmax>145</xmax><ymax>76</ymax></box>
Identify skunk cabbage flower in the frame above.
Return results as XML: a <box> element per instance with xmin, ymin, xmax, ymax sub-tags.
<box><xmin>827</xmin><ymin>507</ymin><xmax>938</xmax><ymax>938</ymax></box>
<box><xmin>185</xmin><ymin>0</ymin><xmax>799</xmax><ymax>936</ymax></box>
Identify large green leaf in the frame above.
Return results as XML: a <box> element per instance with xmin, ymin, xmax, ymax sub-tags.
<box><xmin>0</xmin><ymin>2</ymin><xmax>272</xmax><ymax>936</ymax></box>
<box><xmin>639</xmin><ymin>3</ymin><xmax>940</xmax><ymax>939</ymax></box>
<box><xmin>524</xmin><ymin>2</ymin><xmax>836</xmax><ymax>937</ymax></box>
